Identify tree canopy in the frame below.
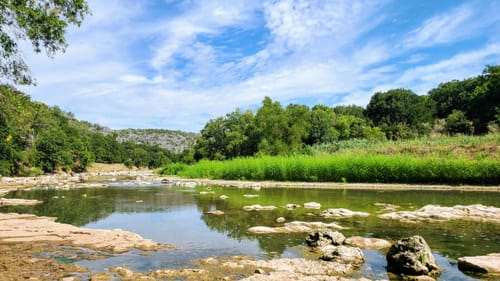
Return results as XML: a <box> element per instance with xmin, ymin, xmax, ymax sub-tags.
<box><xmin>0</xmin><ymin>0</ymin><xmax>90</xmax><ymax>85</ymax></box>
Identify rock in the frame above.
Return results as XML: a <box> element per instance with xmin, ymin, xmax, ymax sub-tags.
<box><xmin>0</xmin><ymin>213</ymin><xmax>167</xmax><ymax>253</ymax></box>
<box><xmin>248</xmin><ymin>221</ymin><xmax>346</xmax><ymax>234</ymax></box>
<box><xmin>379</xmin><ymin>204</ymin><xmax>500</xmax><ymax>224</ymax></box>
<box><xmin>276</xmin><ymin>217</ymin><xmax>286</xmax><ymax>223</ymax></box>
<box><xmin>304</xmin><ymin>202</ymin><xmax>321</xmax><ymax>209</ymax></box>
<box><xmin>112</xmin><ymin>266</ymin><xmax>135</xmax><ymax>278</ymax></box>
<box><xmin>254</xmin><ymin>268</ymin><xmax>266</xmax><ymax>274</ymax></box>
<box><xmin>243</xmin><ymin>204</ymin><xmax>277</xmax><ymax>211</ymax></box>
<box><xmin>285</xmin><ymin>203</ymin><xmax>301</xmax><ymax>209</ymax></box>
<box><xmin>89</xmin><ymin>273</ymin><xmax>113</xmax><ymax>281</ymax></box>
<box><xmin>320</xmin><ymin>245</ymin><xmax>365</xmax><ymax>266</ymax></box>
<box><xmin>231</xmin><ymin>257</ymin><xmax>363</xmax><ymax>277</ymax></box>
<box><xmin>199</xmin><ymin>191</ymin><xmax>215</xmax><ymax>195</ymax></box>
<box><xmin>60</xmin><ymin>277</ymin><xmax>82</xmax><ymax>281</ymax></box>
<box><xmin>458</xmin><ymin>253</ymin><xmax>500</xmax><ymax>275</ymax></box>
<box><xmin>374</xmin><ymin>202</ymin><xmax>400</xmax><ymax>212</ymax></box>
<box><xmin>243</xmin><ymin>194</ymin><xmax>259</xmax><ymax>198</ymax></box>
<box><xmin>306</xmin><ymin>230</ymin><xmax>346</xmax><ymax>247</ymax></box>
<box><xmin>345</xmin><ymin>236</ymin><xmax>392</xmax><ymax>250</ymax></box>
<box><xmin>219</xmin><ymin>195</ymin><xmax>229</xmax><ymax>200</ymax></box>
<box><xmin>206</xmin><ymin>210</ymin><xmax>225</xmax><ymax>215</ymax></box>
<box><xmin>386</xmin><ymin>235</ymin><xmax>441</xmax><ymax>278</ymax></box>
<box><xmin>0</xmin><ymin>198</ymin><xmax>43</xmax><ymax>206</ymax></box>
<box><xmin>320</xmin><ymin>208</ymin><xmax>370</xmax><ymax>218</ymax></box>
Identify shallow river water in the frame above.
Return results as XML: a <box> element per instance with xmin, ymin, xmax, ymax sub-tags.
<box><xmin>2</xmin><ymin>183</ymin><xmax>499</xmax><ymax>280</ymax></box>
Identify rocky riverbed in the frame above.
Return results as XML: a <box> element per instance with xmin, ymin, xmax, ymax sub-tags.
<box><xmin>1</xmin><ymin>168</ymin><xmax>499</xmax><ymax>280</ymax></box>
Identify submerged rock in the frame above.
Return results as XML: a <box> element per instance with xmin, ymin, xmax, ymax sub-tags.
<box><xmin>458</xmin><ymin>253</ymin><xmax>500</xmax><ymax>275</ymax></box>
<box><xmin>0</xmin><ymin>198</ymin><xmax>43</xmax><ymax>206</ymax></box>
<box><xmin>306</xmin><ymin>230</ymin><xmax>346</xmax><ymax>247</ymax></box>
<box><xmin>206</xmin><ymin>210</ymin><xmax>225</xmax><ymax>215</ymax></box>
<box><xmin>386</xmin><ymin>235</ymin><xmax>441</xmax><ymax>278</ymax></box>
<box><xmin>379</xmin><ymin>204</ymin><xmax>500</xmax><ymax>224</ymax></box>
<box><xmin>344</xmin><ymin>236</ymin><xmax>392</xmax><ymax>250</ymax></box>
<box><xmin>248</xmin><ymin>221</ymin><xmax>346</xmax><ymax>234</ymax></box>
<box><xmin>320</xmin><ymin>208</ymin><xmax>370</xmax><ymax>218</ymax></box>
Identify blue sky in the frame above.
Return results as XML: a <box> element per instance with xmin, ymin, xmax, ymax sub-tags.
<box><xmin>21</xmin><ymin>0</ymin><xmax>500</xmax><ymax>132</ymax></box>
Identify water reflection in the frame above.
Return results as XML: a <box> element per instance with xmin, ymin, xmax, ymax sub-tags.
<box><xmin>1</xmin><ymin>184</ymin><xmax>499</xmax><ymax>280</ymax></box>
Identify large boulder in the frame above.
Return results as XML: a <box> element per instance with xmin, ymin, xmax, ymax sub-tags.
<box><xmin>306</xmin><ymin>230</ymin><xmax>345</xmax><ymax>247</ymax></box>
<box><xmin>386</xmin><ymin>236</ymin><xmax>441</xmax><ymax>278</ymax></box>
<box><xmin>458</xmin><ymin>253</ymin><xmax>500</xmax><ymax>275</ymax></box>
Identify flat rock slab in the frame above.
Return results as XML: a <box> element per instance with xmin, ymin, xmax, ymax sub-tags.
<box><xmin>0</xmin><ymin>213</ymin><xmax>166</xmax><ymax>253</ymax></box>
<box><xmin>243</xmin><ymin>204</ymin><xmax>277</xmax><ymax>211</ymax></box>
<box><xmin>0</xmin><ymin>198</ymin><xmax>43</xmax><ymax>206</ymax></box>
<box><xmin>378</xmin><ymin>204</ymin><xmax>500</xmax><ymax>224</ymax></box>
<box><xmin>344</xmin><ymin>236</ymin><xmax>392</xmax><ymax>250</ymax></box>
<box><xmin>248</xmin><ymin>221</ymin><xmax>347</xmax><ymax>234</ymax></box>
<box><xmin>320</xmin><ymin>208</ymin><xmax>370</xmax><ymax>218</ymax></box>
<box><xmin>458</xmin><ymin>253</ymin><xmax>500</xmax><ymax>275</ymax></box>
<box><xmin>227</xmin><ymin>257</ymin><xmax>362</xmax><ymax>276</ymax></box>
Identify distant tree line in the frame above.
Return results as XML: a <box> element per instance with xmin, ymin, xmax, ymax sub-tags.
<box><xmin>193</xmin><ymin>65</ymin><xmax>500</xmax><ymax>161</ymax></box>
<box><xmin>0</xmin><ymin>85</ymin><xmax>179</xmax><ymax>176</ymax></box>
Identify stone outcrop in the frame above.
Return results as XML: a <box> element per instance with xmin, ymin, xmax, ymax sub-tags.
<box><xmin>320</xmin><ymin>208</ymin><xmax>370</xmax><ymax>218</ymax></box>
<box><xmin>230</xmin><ymin>257</ymin><xmax>363</xmax><ymax>277</ymax></box>
<box><xmin>344</xmin><ymin>236</ymin><xmax>392</xmax><ymax>250</ymax></box>
<box><xmin>306</xmin><ymin>230</ymin><xmax>346</xmax><ymax>247</ymax></box>
<box><xmin>320</xmin><ymin>245</ymin><xmax>365</xmax><ymax>266</ymax></box>
<box><xmin>248</xmin><ymin>221</ymin><xmax>346</xmax><ymax>234</ymax></box>
<box><xmin>0</xmin><ymin>213</ymin><xmax>166</xmax><ymax>253</ymax></box>
<box><xmin>243</xmin><ymin>204</ymin><xmax>277</xmax><ymax>211</ymax></box>
<box><xmin>458</xmin><ymin>253</ymin><xmax>500</xmax><ymax>275</ymax></box>
<box><xmin>386</xmin><ymin>236</ymin><xmax>441</xmax><ymax>278</ymax></box>
<box><xmin>379</xmin><ymin>204</ymin><xmax>500</xmax><ymax>223</ymax></box>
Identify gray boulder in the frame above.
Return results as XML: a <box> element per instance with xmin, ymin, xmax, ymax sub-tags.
<box><xmin>458</xmin><ymin>253</ymin><xmax>500</xmax><ymax>275</ymax></box>
<box><xmin>306</xmin><ymin>230</ymin><xmax>345</xmax><ymax>247</ymax></box>
<box><xmin>386</xmin><ymin>235</ymin><xmax>441</xmax><ymax>278</ymax></box>
<box><xmin>320</xmin><ymin>245</ymin><xmax>365</xmax><ymax>266</ymax></box>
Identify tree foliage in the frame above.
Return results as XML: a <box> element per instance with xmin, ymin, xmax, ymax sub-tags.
<box><xmin>0</xmin><ymin>84</ymin><xmax>176</xmax><ymax>175</ymax></box>
<box><xmin>0</xmin><ymin>0</ymin><xmax>90</xmax><ymax>85</ymax></box>
<box><xmin>365</xmin><ymin>88</ymin><xmax>435</xmax><ymax>139</ymax></box>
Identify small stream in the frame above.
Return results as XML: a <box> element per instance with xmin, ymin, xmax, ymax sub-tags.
<box><xmin>1</xmin><ymin>183</ymin><xmax>499</xmax><ymax>280</ymax></box>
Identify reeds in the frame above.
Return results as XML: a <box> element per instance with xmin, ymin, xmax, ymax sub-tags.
<box><xmin>161</xmin><ymin>134</ymin><xmax>500</xmax><ymax>185</ymax></box>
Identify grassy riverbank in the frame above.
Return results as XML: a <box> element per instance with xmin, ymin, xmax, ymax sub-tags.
<box><xmin>160</xmin><ymin>135</ymin><xmax>500</xmax><ymax>185</ymax></box>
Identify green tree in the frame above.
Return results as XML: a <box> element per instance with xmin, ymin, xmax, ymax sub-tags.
<box><xmin>254</xmin><ymin>97</ymin><xmax>289</xmax><ymax>155</ymax></box>
<box><xmin>0</xmin><ymin>0</ymin><xmax>90</xmax><ymax>85</ymax></box>
<box><xmin>333</xmin><ymin>105</ymin><xmax>365</xmax><ymax>119</ymax></box>
<box><xmin>285</xmin><ymin>104</ymin><xmax>310</xmax><ymax>153</ymax></box>
<box><xmin>307</xmin><ymin>105</ymin><xmax>338</xmax><ymax>144</ymax></box>
<box><xmin>444</xmin><ymin>110</ymin><xmax>474</xmax><ymax>135</ymax></box>
<box><xmin>365</xmin><ymin>89</ymin><xmax>435</xmax><ymax>139</ymax></box>
<box><xmin>428</xmin><ymin>77</ymin><xmax>482</xmax><ymax>119</ymax></box>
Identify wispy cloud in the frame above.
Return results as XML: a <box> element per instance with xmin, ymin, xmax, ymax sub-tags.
<box><xmin>19</xmin><ymin>0</ymin><xmax>500</xmax><ymax>132</ymax></box>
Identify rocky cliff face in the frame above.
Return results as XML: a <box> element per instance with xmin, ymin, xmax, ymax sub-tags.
<box><xmin>115</xmin><ymin>129</ymin><xmax>198</xmax><ymax>153</ymax></box>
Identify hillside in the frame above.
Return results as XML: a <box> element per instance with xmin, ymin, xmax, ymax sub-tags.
<box><xmin>115</xmin><ymin>129</ymin><xmax>198</xmax><ymax>153</ymax></box>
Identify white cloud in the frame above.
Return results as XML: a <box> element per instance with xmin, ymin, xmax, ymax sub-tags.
<box><xmin>17</xmin><ymin>0</ymin><xmax>500</xmax><ymax>132</ymax></box>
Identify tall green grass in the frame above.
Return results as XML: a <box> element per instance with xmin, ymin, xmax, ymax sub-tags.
<box><xmin>164</xmin><ymin>154</ymin><xmax>499</xmax><ymax>185</ymax></box>
<box><xmin>160</xmin><ymin>134</ymin><xmax>500</xmax><ymax>185</ymax></box>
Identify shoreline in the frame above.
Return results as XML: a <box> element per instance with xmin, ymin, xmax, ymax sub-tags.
<box><xmin>167</xmin><ymin>177</ymin><xmax>500</xmax><ymax>192</ymax></box>
<box><xmin>1</xmin><ymin>170</ymin><xmax>499</xmax><ymax>192</ymax></box>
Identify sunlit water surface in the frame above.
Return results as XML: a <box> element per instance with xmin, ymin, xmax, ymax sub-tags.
<box><xmin>2</xmin><ymin>184</ymin><xmax>499</xmax><ymax>280</ymax></box>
